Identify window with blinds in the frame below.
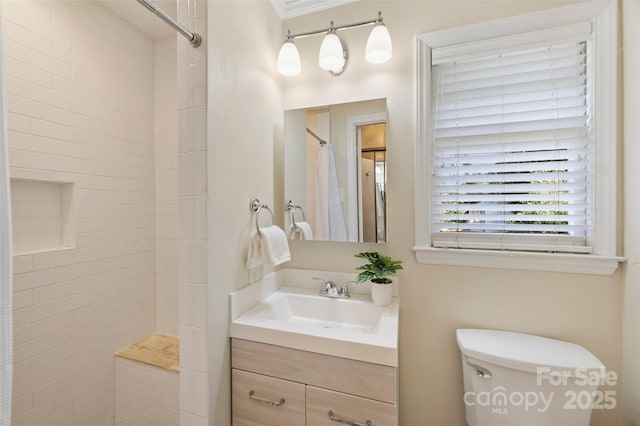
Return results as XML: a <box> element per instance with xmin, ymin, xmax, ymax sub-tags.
<box><xmin>430</xmin><ymin>40</ymin><xmax>592</xmax><ymax>253</ymax></box>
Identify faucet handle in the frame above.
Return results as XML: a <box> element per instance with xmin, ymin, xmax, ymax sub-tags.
<box><xmin>314</xmin><ymin>277</ymin><xmax>332</xmax><ymax>296</ymax></box>
<box><xmin>339</xmin><ymin>281</ymin><xmax>355</xmax><ymax>299</ymax></box>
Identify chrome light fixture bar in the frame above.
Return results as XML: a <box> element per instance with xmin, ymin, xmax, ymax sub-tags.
<box><xmin>277</xmin><ymin>11</ymin><xmax>392</xmax><ymax>77</ymax></box>
<box><xmin>136</xmin><ymin>0</ymin><xmax>202</xmax><ymax>48</ymax></box>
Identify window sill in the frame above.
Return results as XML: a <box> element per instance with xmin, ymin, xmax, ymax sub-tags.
<box><xmin>413</xmin><ymin>246</ymin><xmax>625</xmax><ymax>275</ymax></box>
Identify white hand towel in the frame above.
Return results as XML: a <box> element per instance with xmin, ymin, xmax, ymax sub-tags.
<box><xmin>246</xmin><ymin>230</ymin><xmax>263</xmax><ymax>268</ymax></box>
<box><xmin>259</xmin><ymin>225</ymin><xmax>291</xmax><ymax>266</ymax></box>
<box><xmin>295</xmin><ymin>221</ymin><xmax>313</xmax><ymax>241</ymax></box>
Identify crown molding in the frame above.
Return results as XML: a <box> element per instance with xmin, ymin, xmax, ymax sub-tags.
<box><xmin>276</xmin><ymin>0</ymin><xmax>359</xmax><ymax>20</ymax></box>
<box><xmin>270</xmin><ymin>0</ymin><xmax>286</xmax><ymax>19</ymax></box>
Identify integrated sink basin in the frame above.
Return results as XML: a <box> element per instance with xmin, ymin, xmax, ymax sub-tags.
<box><xmin>260</xmin><ymin>290</ymin><xmax>382</xmax><ymax>329</ymax></box>
<box><xmin>230</xmin><ymin>286</ymin><xmax>399</xmax><ymax>366</ymax></box>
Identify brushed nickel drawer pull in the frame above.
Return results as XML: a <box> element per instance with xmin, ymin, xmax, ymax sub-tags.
<box><xmin>328</xmin><ymin>410</ymin><xmax>372</xmax><ymax>426</ymax></box>
<box><xmin>248</xmin><ymin>390</ymin><xmax>285</xmax><ymax>407</ymax></box>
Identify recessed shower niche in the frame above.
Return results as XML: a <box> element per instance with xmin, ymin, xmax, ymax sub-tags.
<box><xmin>10</xmin><ymin>179</ymin><xmax>75</xmax><ymax>255</ymax></box>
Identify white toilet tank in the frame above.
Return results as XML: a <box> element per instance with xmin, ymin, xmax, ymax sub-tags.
<box><xmin>457</xmin><ymin>329</ymin><xmax>606</xmax><ymax>426</ymax></box>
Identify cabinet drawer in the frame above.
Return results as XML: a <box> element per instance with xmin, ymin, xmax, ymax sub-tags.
<box><xmin>232</xmin><ymin>338</ymin><xmax>397</xmax><ymax>403</ymax></box>
<box><xmin>232</xmin><ymin>369</ymin><xmax>305</xmax><ymax>426</ymax></box>
<box><xmin>306</xmin><ymin>386</ymin><xmax>398</xmax><ymax>426</ymax></box>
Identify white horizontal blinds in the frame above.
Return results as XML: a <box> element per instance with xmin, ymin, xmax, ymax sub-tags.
<box><xmin>431</xmin><ymin>39</ymin><xmax>592</xmax><ymax>253</ymax></box>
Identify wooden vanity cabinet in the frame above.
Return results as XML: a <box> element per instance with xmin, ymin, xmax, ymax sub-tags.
<box><xmin>232</xmin><ymin>369</ymin><xmax>305</xmax><ymax>426</ymax></box>
<box><xmin>306</xmin><ymin>386</ymin><xmax>397</xmax><ymax>426</ymax></box>
<box><xmin>231</xmin><ymin>338</ymin><xmax>398</xmax><ymax>426</ymax></box>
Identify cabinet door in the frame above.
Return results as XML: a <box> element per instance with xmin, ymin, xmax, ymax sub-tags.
<box><xmin>306</xmin><ymin>386</ymin><xmax>398</xmax><ymax>426</ymax></box>
<box><xmin>232</xmin><ymin>369</ymin><xmax>305</xmax><ymax>426</ymax></box>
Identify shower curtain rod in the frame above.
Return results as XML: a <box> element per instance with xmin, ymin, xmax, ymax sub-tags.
<box><xmin>136</xmin><ymin>0</ymin><xmax>202</xmax><ymax>47</ymax></box>
<box><xmin>306</xmin><ymin>128</ymin><xmax>327</xmax><ymax>145</ymax></box>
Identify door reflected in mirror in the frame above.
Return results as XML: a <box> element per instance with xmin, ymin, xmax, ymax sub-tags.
<box><xmin>360</xmin><ymin>123</ymin><xmax>387</xmax><ymax>243</ymax></box>
<box><xmin>284</xmin><ymin>99</ymin><xmax>387</xmax><ymax>243</ymax></box>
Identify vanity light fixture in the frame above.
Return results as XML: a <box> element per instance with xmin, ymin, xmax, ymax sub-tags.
<box><xmin>277</xmin><ymin>11</ymin><xmax>392</xmax><ymax>77</ymax></box>
<box><xmin>318</xmin><ymin>23</ymin><xmax>346</xmax><ymax>74</ymax></box>
<box><xmin>277</xmin><ymin>31</ymin><xmax>302</xmax><ymax>76</ymax></box>
<box><xmin>365</xmin><ymin>15</ymin><xmax>393</xmax><ymax>64</ymax></box>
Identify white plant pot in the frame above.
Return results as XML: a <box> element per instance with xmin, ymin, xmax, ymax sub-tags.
<box><xmin>370</xmin><ymin>280</ymin><xmax>393</xmax><ymax>307</ymax></box>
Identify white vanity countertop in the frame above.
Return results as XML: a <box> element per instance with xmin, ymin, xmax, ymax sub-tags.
<box><xmin>229</xmin><ymin>271</ymin><xmax>399</xmax><ymax>367</ymax></box>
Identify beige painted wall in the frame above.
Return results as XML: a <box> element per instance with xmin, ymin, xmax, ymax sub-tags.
<box><xmin>282</xmin><ymin>1</ymin><xmax>623</xmax><ymax>425</ymax></box>
<box><xmin>622</xmin><ymin>0</ymin><xmax>640</xmax><ymax>424</ymax></box>
<box><xmin>206</xmin><ymin>1</ymin><xmax>283</xmax><ymax>425</ymax></box>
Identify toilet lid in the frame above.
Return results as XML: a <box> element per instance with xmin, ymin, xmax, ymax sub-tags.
<box><xmin>456</xmin><ymin>329</ymin><xmax>605</xmax><ymax>376</ymax></box>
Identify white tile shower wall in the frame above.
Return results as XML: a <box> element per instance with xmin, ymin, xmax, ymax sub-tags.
<box><xmin>4</xmin><ymin>1</ymin><xmax>157</xmax><ymax>424</ymax></box>
<box><xmin>154</xmin><ymin>37</ymin><xmax>178</xmax><ymax>336</ymax></box>
<box><xmin>177</xmin><ymin>0</ymin><xmax>208</xmax><ymax>424</ymax></box>
<box><xmin>114</xmin><ymin>357</ymin><xmax>179</xmax><ymax>426</ymax></box>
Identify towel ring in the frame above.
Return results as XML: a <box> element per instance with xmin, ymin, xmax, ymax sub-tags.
<box><xmin>250</xmin><ymin>198</ymin><xmax>274</xmax><ymax>235</ymax></box>
<box><xmin>285</xmin><ymin>200</ymin><xmax>306</xmax><ymax>226</ymax></box>
<box><xmin>291</xmin><ymin>205</ymin><xmax>305</xmax><ymax>228</ymax></box>
<box><xmin>285</xmin><ymin>200</ymin><xmax>307</xmax><ymax>238</ymax></box>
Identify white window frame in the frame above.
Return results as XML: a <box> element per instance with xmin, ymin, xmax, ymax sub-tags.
<box><xmin>414</xmin><ymin>0</ymin><xmax>624</xmax><ymax>275</ymax></box>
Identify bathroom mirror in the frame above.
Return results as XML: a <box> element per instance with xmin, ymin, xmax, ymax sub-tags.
<box><xmin>283</xmin><ymin>98</ymin><xmax>387</xmax><ymax>243</ymax></box>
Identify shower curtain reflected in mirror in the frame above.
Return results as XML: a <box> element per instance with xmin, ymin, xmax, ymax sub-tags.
<box><xmin>0</xmin><ymin>9</ymin><xmax>13</xmax><ymax>424</ymax></box>
<box><xmin>314</xmin><ymin>143</ymin><xmax>347</xmax><ymax>241</ymax></box>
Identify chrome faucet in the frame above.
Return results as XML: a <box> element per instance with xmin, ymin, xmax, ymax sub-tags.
<box><xmin>314</xmin><ymin>278</ymin><xmax>350</xmax><ymax>299</ymax></box>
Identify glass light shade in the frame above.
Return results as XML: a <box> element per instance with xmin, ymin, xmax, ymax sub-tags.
<box><xmin>318</xmin><ymin>32</ymin><xmax>345</xmax><ymax>73</ymax></box>
<box><xmin>365</xmin><ymin>23</ymin><xmax>392</xmax><ymax>64</ymax></box>
<box><xmin>277</xmin><ymin>39</ymin><xmax>301</xmax><ymax>76</ymax></box>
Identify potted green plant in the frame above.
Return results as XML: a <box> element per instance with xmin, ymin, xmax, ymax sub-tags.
<box><xmin>355</xmin><ymin>252</ymin><xmax>403</xmax><ymax>306</ymax></box>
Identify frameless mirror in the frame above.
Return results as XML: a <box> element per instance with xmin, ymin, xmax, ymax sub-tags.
<box><xmin>283</xmin><ymin>98</ymin><xmax>387</xmax><ymax>243</ymax></box>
